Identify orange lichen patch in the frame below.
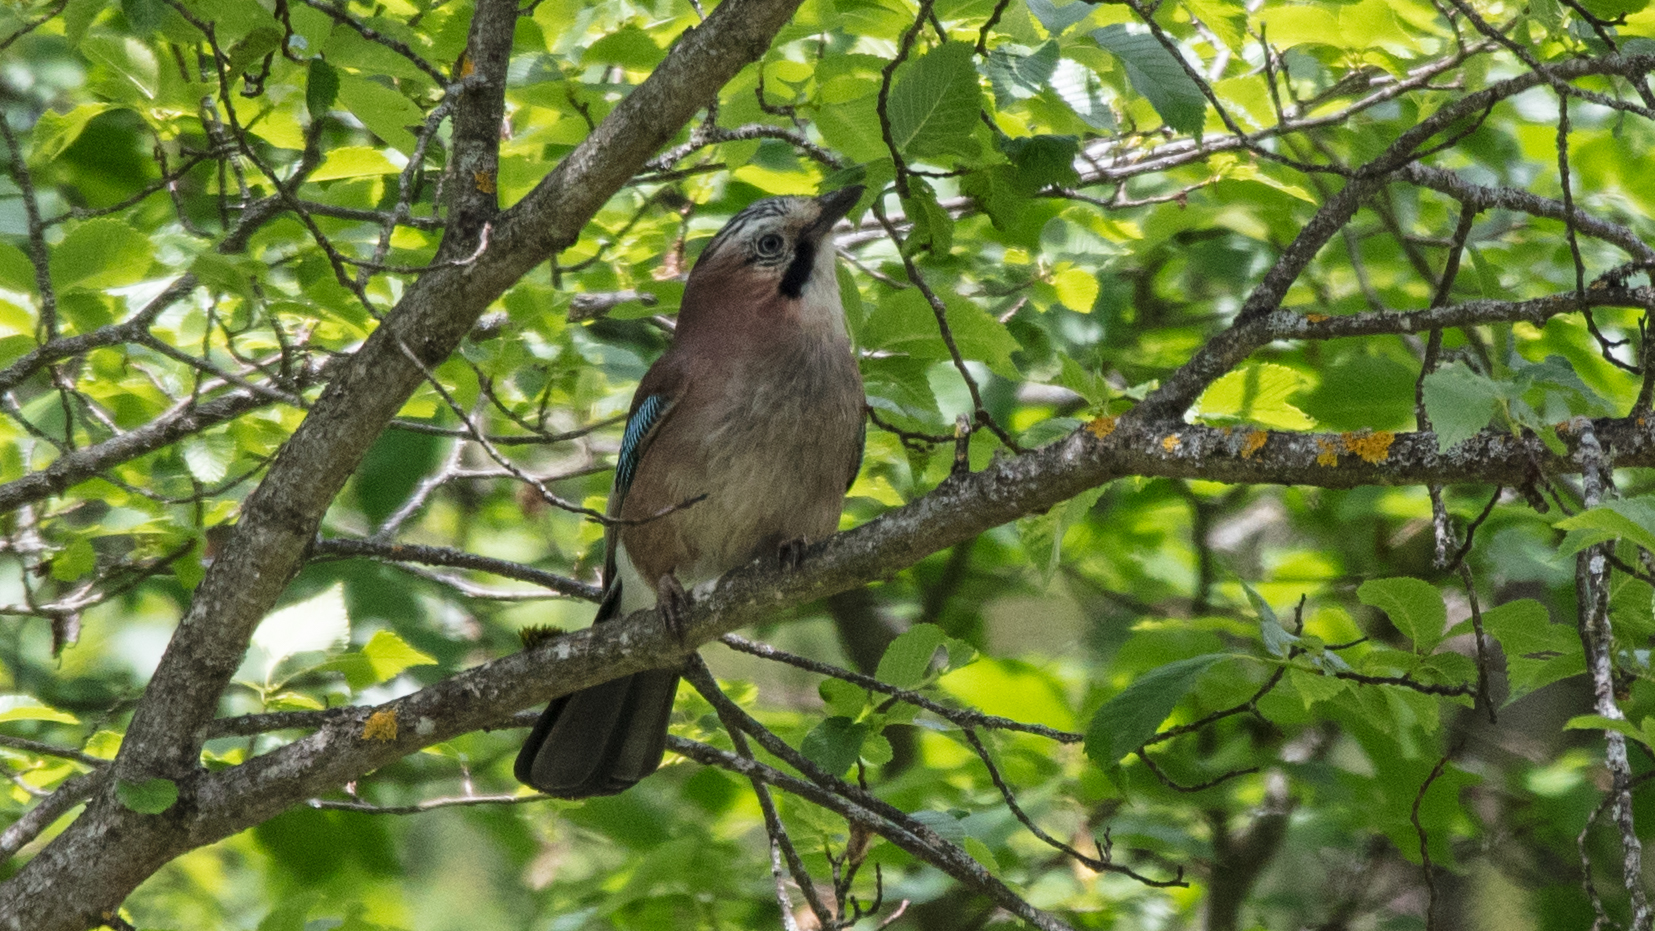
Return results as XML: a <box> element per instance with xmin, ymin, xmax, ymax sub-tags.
<box><xmin>1342</xmin><ymin>430</ymin><xmax>1395</xmax><ymax>464</ymax></box>
<box><xmin>1306</xmin><ymin>313</ymin><xmax>1330</xmax><ymax>323</ymax></box>
<box><xmin>1316</xmin><ymin>437</ymin><xmax>1342</xmax><ymax>466</ymax></box>
<box><xmin>1241</xmin><ymin>430</ymin><xmax>1268</xmax><ymax>459</ymax></box>
<box><xmin>1162</xmin><ymin>434</ymin><xmax>1182</xmax><ymax>452</ymax></box>
<box><xmin>457</xmin><ymin>52</ymin><xmax>475</xmax><ymax>78</ymax></box>
<box><xmin>1086</xmin><ymin>415</ymin><xmax>1118</xmax><ymax>439</ymax></box>
<box><xmin>1639</xmin><ymin>415</ymin><xmax>1648</xmax><ymax>427</ymax></box>
<box><xmin>362</xmin><ymin>709</ymin><xmax>398</xmax><ymax>742</ymax></box>
<box><xmin>474</xmin><ymin>170</ymin><xmax>497</xmax><ymax>194</ymax></box>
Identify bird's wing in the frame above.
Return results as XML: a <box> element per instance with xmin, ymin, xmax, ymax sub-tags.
<box><xmin>596</xmin><ymin>386</ymin><xmax>679</xmax><ymax>620</ymax></box>
<box><xmin>846</xmin><ymin>405</ymin><xmax>866</xmax><ymax>493</ymax></box>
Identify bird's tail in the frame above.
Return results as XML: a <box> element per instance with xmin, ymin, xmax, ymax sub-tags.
<box><xmin>514</xmin><ymin>581</ymin><xmax>680</xmax><ymax>798</ymax></box>
<box><xmin>513</xmin><ymin>666</ymin><xmax>680</xmax><ymax>798</ymax></box>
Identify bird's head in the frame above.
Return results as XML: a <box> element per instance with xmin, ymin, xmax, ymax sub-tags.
<box><xmin>679</xmin><ymin>186</ymin><xmax>864</xmax><ymax>336</ymax></box>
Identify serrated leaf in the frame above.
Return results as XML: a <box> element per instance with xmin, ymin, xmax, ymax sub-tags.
<box><xmin>29</xmin><ymin>103</ymin><xmax>112</xmax><ymax>167</ymax></box>
<box><xmin>984</xmin><ymin>41</ymin><xmax>1059</xmax><ymax>106</ymax></box>
<box><xmin>0</xmin><ymin>695</ymin><xmax>80</xmax><ymax>725</ymax></box>
<box><xmin>889</xmin><ymin>42</ymin><xmax>983</xmax><ymax>161</ymax></box>
<box><xmin>116</xmin><ymin>776</ymin><xmax>177</xmax><ymax>814</ymax></box>
<box><xmin>360</xmin><ymin>629</ymin><xmax>438</xmax><ymax>680</ymax></box>
<box><xmin>861</xmin><ymin>731</ymin><xmax>894</xmax><ymax>766</ymax></box>
<box><xmin>50</xmin><ymin>218</ymin><xmax>155</xmax><ymax>291</ymax></box>
<box><xmin>252</xmin><ymin>583</ymin><xmax>350</xmax><ymax>676</ymax></box>
<box><xmin>1025</xmin><ymin>0</ymin><xmax>1094</xmax><ymax>34</ymax></box>
<box><xmin>1090</xmin><ymin>25</ymin><xmax>1207</xmax><ymax>135</ymax></box>
<box><xmin>181</xmin><ymin>432</ymin><xmax>235</xmax><ymax>484</ymax></box>
<box><xmin>801</xmin><ymin>716</ymin><xmax>869</xmax><ymax>777</ymax></box>
<box><xmin>1357</xmin><ymin>577</ymin><xmax>1446</xmax><ymax>654</ymax></box>
<box><xmin>1192</xmin><ymin>362</ymin><xmax>1313</xmax><ymax>429</ymax></box>
<box><xmin>1183</xmin><ymin>0</ymin><xmax>1247</xmax><ymax>52</ymax></box>
<box><xmin>1421</xmin><ymin>362</ymin><xmax>1502</xmax><ymax>452</ymax></box>
<box><xmin>819</xmin><ymin>677</ymin><xmax>868</xmax><ymax>717</ymax></box>
<box><xmin>1085</xmin><ymin>654</ymin><xmax>1229</xmax><ymax>765</ymax></box>
<box><xmin>1288</xmin><ymin>666</ymin><xmax>1346</xmax><ymax>709</ymax></box>
<box><xmin>1564</xmin><ymin>714</ymin><xmax>1650</xmax><ymax>746</ymax></box>
<box><xmin>1001</xmin><ymin>133</ymin><xmax>1081</xmax><ymax>191</ymax></box>
<box><xmin>1020</xmin><ymin>486</ymin><xmax>1106</xmax><ymax>585</ymax></box>
<box><xmin>908</xmin><ymin>808</ymin><xmax>968</xmax><ymax>842</ymax></box>
<box><xmin>1555</xmin><ymin>497</ymin><xmax>1655</xmax><ymax>555</ymax></box>
<box><xmin>1481</xmin><ymin>599</ymin><xmax>1583</xmax><ymax>703</ymax></box>
<box><xmin>877</xmin><ymin>623</ymin><xmax>946</xmax><ymax>688</ymax></box>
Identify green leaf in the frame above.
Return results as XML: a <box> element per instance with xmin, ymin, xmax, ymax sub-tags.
<box><xmin>1025</xmin><ymin>0</ymin><xmax>1094</xmax><ymax>35</ymax></box>
<box><xmin>819</xmin><ymin>678</ymin><xmax>867</xmax><ymax>718</ymax></box>
<box><xmin>310</xmin><ymin>145</ymin><xmax>400</xmax><ymax>182</ymax></box>
<box><xmin>984</xmin><ymin>41</ymin><xmax>1060</xmax><ymax>106</ymax></box>
<box><xmin>1192</xmin><ymin>362</ymin><xmax>1313</xmax><ymax>429</ymax></box>
<box><xmin>1295</xmin><ymin>352</ymin><xmax>1418</xmax><ymax>431</ymax></box>
<box><xmin>876</xmin><ymin>623</ymin><xmax>946</xmax><ymax>688</ymax></box>
<box><xmin>1357</xmin><ymin>577</ymin><xmax>1446</xmax><ymax>654</ymax></box>
<box><xmin>1422</xmin><ymin>361</ymin><xmax>1501</xmax><ymax>452</ymax></box>
<box><xmin>360</xmin><ymin>629</ymin><xmax>438</xmax><ymax>681</ymax></box>
<box><xmin>1577</xmin><ymin>0</ymin><xmax>1649</xmax><ymax>17</ymax></box>
<box><xmin>1564</xmin><ymin>714</ymin><xmax>1650</xmax><ymax>746</ymax></box>
<box><xmin>116</xmin><ymin>776</ymin><xmax>178</xmax><ymax>814</ymax></box>
<box><xmin>50</xmin><ymin>217</ymin><xmax>155</xmax><ymax>292</ymax></box>
<box><xmin>1085</xmin><ymin>654</ymin><xmax>1229</xmax><ymax>765</ymax></box>
<box><xmin>1481</xmin><ymin>599</ymin><xmax>1583</xmax><ymax>703</ymax></box>
<box><xmin>28</xmin><ymin>103</ymin><xmax>112</xmax><ymax>167</ymax></box>
<box><xmin>1555</xmin><ymin>497</ymin><xmax>1655</xmax><ymax>554</ymax></box>
<box><xmin>336</xmin><ymin>75</ymin><xmax>423</xmax><ymax>154</ymax></box>
<box><xmin>182</xmin><ymin>431</ymin><xmax>235</xmax><ymax>484</ymax></box>
<box><xmin>1090</xmin><ymin>25</ymin><xmax>1207</xmax><ymax>135</ymax></box>
<box><xmin>860</xmin><ymin>731</ymin><xmax>894</xmax><ymax>766</ymax></box>
<box><xmin>1288</xmin><ymin>666</ymin><xmax>1347</xmax><ymax>709</ymax></box>
<box><xmin>800</xmin><ymin>716</ymin><xmax>869</xmax><ymax>777</ymax></box>
<box><xmin>227</xmin><ymin>26</ymin><xmax>283</xmax><ymax>77</ymax></box>
<box><xmin>1183</xmin><ymin>0</ymin><xmax>1248</xmax><ymax>52</ymax></box>
<box><xmin>50</xmin><ymin>537</ymin><xmax>96</xmax><ymax>582</ymax></box>
<box><xmin>318</xmin><ymin>630</ymin><xmax>438</xmax><ymax>691</ymax></box>
<box><xmin>251</xmin><ymin>582</ymin><xmax>351</xmax><ymax>677</ymax></box>
<box><xmin>1000</xmin><ymin>133</ymin><xmax>1081</xmax><ymax>191</ymax></box>
<box><xmin>860</xmin><ymin>287</ymin><xmax>1021</xmax><ymax>380</ymax></box>
<box><xmin>307</xmin><ymin>57</ymin><xmax>340</xmax><ymax>120</ymax></box>
<box><xmin>963</xmin><ymin>836</ymin><xmax>1000</xmax><ymax>870</ymax></box>
<box><xmin>1019</xmin><ymin>486</ymin><xmax>1106</xmax><ymax>584</ymax></box>
<box><xmin>0</xmin><ymin>695</ymin><xmax>80</xmax><ymax>725</ymax></box>
<box><xmin>888</xmin><ymin>42</ymin><xmax>983</xmax><ymax>161</ymax></box>
<box><xmin>121</xmin><ymin>0</ymin><xmax>163</xmax><ymax>34</ymax></box>
<box><xmin>900</xmin><ymin>179</ymin><xmax>955</xmax><ymax>255</ymax></box>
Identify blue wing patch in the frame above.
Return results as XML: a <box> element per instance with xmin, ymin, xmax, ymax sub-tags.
<box><xmin>615</xmin><ymin>394</ymin><xmax>669</xmax><ymax>500</ymax></box>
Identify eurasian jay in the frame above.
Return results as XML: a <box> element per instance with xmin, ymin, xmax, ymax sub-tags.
<box><xmin>515</xmin><ymin>186</ymin><xmax>868</xmax><ymax>798</ymax></box>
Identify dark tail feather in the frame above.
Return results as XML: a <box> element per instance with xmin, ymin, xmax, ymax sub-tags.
<box><xmin>514</xmin><ymin>667</ymin><xmax>680</xmax><ymax>798</ymax></box>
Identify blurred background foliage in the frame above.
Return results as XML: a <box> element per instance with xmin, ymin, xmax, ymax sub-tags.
<box><xmin>0</xmin><ymin>0</ymin><xmax>1653</xmax><ymax>927</ymax></box>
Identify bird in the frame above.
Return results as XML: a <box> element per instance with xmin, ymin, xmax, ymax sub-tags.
<box><xmin>515</xmin><ymin>185</ymin><xmax>868</xmax><ymax>798</ymax></box>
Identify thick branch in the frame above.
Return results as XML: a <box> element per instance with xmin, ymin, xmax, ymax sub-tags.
<box><xmin>0</xmin><ymin>0</ymin><xmax>809</xmax><ymax>924</ymax></box>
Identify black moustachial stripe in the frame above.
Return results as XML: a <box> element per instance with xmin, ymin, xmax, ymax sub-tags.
<box><xmin>778</xmin><ymin>238</ymin><xmax>816</xmax><ymax>298</ymax></box>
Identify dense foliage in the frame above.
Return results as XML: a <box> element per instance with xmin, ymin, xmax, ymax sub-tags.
<box><xmin>1</xmin><ymin>0</ymin><xmax>1654</xmax><ymax>927</ymax></box>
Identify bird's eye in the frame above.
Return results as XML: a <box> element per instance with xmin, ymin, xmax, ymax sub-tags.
<box><xmin>756</xmin><ymin>233</ymin><xmax>785</xmax><ymax>257</ymax></box>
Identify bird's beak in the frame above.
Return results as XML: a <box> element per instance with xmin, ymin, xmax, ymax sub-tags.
<box><xmin>805</xmin><ymin>185</ymin><xmax>865</xmax><ymax>241</ymax></box>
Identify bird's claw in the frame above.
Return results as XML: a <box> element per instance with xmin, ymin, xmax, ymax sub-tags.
<box><xmin>657</xmin><ymin>573</ymin><xmax>690</xmax><ymax>643</ymax></box>
<box><xmin>777</xmin><ymin>537</ymin><xmax>809</xmax><ymax>571</ymax></box>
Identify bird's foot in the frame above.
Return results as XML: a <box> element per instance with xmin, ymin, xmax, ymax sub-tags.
<box><xmin>657</xmin><ymin>573</ymin><xmax>690</xmax><ymax>642</ymax></box>
<box><xmin>776</xmin><ymin>537</ymin><xmax>809</xmax><ymax>571</ymax></box>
